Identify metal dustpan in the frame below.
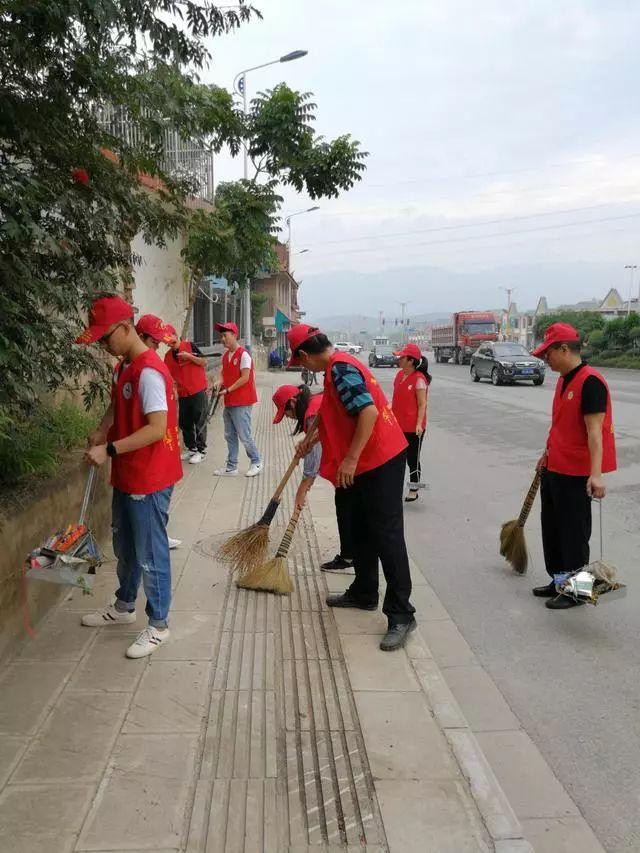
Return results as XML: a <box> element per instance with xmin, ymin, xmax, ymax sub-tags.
<box><xmin>556</xmin><ymin>500</ymin><xmax>626</xmax><ymax>605</ymax></box>
<box><xmin>26</xmin><ymin>467</ymin><xmax>103</xmax><ymax>594</ymax></box>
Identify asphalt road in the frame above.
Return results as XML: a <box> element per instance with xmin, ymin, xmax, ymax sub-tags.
<box><xmin>368</xmin><ymin>355</ymin><xmax>640</xmax><ymax>853</ymax></box>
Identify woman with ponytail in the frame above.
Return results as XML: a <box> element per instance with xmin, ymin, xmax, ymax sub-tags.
<box><xmin>391</xmin><ymin>343</ymin><xmax>431</xmax><ymax>502</ymax></box>
<box><xmin>272</xmin><ymin>383</ymin><xmax>356</xmax><ymax>572</ymax></box>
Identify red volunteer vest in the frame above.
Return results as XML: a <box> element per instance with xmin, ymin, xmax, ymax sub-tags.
<box><xmin>319</xmin><ymin>352</ymin><xmax>408</xmax><ymax>484</ymax></box>
<box><xmin>392</xmin><ymin>369</ymin><xmax>428</xmax><ymax>433</ymax></box>
<box><xmin>222</xmin><ymin>346</ymin><xmax>258</xmax><ymax>407</ymax></box>
<box><xmin>108</xmin><ymin>349</ymin><xmax>183</xmax><ymax>494</ymax></box>
<box><xmin>164</xmin><ymin>342</ymin><xmax>208</xmax><ymax>398</ymax></box>
<box><xmin>547</xmin><ymin>365</ymin><xmax>616</xmax><ymax>476</ymax></box>
<box><xmin>303</xmin><ymin>393</ymin><xmax>323</xmax><ymax>433</ymax></box>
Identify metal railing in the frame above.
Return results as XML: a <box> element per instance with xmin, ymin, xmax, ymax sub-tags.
<box><xmin>95</xmin><ymin>105</ymin><xmax>214</xmax><ymax>202</ymax></box>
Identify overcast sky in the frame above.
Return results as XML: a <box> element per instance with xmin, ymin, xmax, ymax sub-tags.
<box><xmin>205</xmin><ymin>1</ymin><xmax>640</xmax><ymax>310</ymax></box>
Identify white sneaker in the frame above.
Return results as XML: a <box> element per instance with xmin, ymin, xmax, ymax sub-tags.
<box><xmin>246</xmin><ymin>463</ymin><xmax>263</xmax><ymax>478</ymax></box>
<box><xmin>168</xmin><ymin>537</ymin><xmax>182</xmax><ymax>550</ymax></box>
<box><xmin>214</xmin><ymin>467</ymin><xmax>239</xmax><ymax>476</ymax></box>
<box><xmin>126</xmin><ymin>626</ymin><xmax>170</xmax><ymax>659</ymax></box>
<box><xmin>181</xmin><ymin>450</ymin><xmax>195</xmax><ymax>461</ymax></box>
<box><xmin>189</xmin><ymin>452</ymin><xmax>203</xmax><ymax>464</ymax></box>
<box><xmin>82</xmin><ymin>604</ymin><xmax>136</xmax><ymax>627</ymax></box>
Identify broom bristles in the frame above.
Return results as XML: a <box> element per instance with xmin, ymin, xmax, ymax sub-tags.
<box><xmin>500</xmin><ymin>519</ymin><xmax>529</xmax><ymax>574</ymax></box>
<box><xmin>217</xmin><ymin>524</ymin><xmax>270</xmax><ymax>577</ymax></box>
<box><xmin>236</xmin><ymin>555</ymin><xmax>293</xmax><ymax>595</ymax></box>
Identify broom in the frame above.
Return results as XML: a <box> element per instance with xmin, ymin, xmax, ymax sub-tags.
<box><xmin>217</xmin><ymin>453</ymin><xmax>302</xmax><ymax>576</ymax></box>
<box><xmin>235</xmin><ymin>505</ymin><xmax>301</xmax><ymax>594</ymax></box>
<box><xmin>499</xmin><ymin>469</ymin><xmax>541</xmax><ymax>574</ymax></box>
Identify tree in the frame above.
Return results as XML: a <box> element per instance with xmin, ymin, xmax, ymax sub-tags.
<box><xmin>0</xmin><ymin>1</ymin><xmax>367</xmax><ymax>415</ymax></box>
<box><xmin>630</xmin><ymin>326</ymin><xmax>640</xmax><ymax>349</ymax></box>
<box><xmin>587</xmin><ymin>329</ymin><xmax>605</xmax><ymax>351</ymax></box>
<box><xmin>534</xmin><ymin>310</ymin><xmax>605</xmax><ymax>342</ymax></box>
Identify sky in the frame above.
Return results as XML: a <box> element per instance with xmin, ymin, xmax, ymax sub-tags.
<box><xmin>203</xmin><ymin>0</ymin><xmax>640</xmax><ymax>314</ymax></box>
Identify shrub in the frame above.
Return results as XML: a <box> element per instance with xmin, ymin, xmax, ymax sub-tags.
<box><xmin>0</xmin><ymin>400</ymin><xmax>97</xmax><ymax>488</ymax></box>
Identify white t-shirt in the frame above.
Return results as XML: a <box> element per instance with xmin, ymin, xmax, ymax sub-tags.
<box><xmin>414</xmin><ymin>374</ymin><xmax>428</xmax><ymax>391</ymax></box>
<box><xmin>115</xmin><ymin>364</ymin><xmax>168</xmax><ymax>415</ymax></box>
<box><xmin>239</xmin><ymin>350</ymin><xmax>252</xmax><ymax>370</ymax></box>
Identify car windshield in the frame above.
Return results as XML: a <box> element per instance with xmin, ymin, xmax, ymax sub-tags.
<box><xmin>464</xmin><ymin>322</ymin><xmax>497</xmax><ymax>334</ymax></box>
<box><xmin>377</xmin><ymin>346</ymin><xmax>394</xmax><ymax>355</ymax></box>
<box><xmin>493</xmin><ymin>344</ymin><xmax>530</xmax><ymax>356</ymax></box>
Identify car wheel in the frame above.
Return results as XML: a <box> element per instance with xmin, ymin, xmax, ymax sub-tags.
<box><xmin>533</xmin><ymin>376</ymin><xmax>544</xmax><ymax>386</ymax></box>
<box><xmin>470</xmin><ymin>365</ymin><xmax>480</xmax><ymax>382</ymax></box>
<box><xmin>491</xmin><ymin>367</ymin><xmax>502</xmax><ymax>386</ymax></box>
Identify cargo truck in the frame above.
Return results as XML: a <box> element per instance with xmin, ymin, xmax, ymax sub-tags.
<box><xmin>432</xmin><ymin>311</ymin><xmax>499</xmax><ymax>365</ymax></box>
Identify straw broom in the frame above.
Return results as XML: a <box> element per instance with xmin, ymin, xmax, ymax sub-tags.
<box><xmin>499</xmin><ymin>469</ymin><xmax>541</xmax><ymax>574</ymax></box>
<box><xmin>236</xmin><ymin>505</ymin><xmax>301</xmax><ymax>594</ymax></box>
<box><xmin>217</xmin><ymin>454</ymin><xmax>301</xmax><ymax>576</ymax></box>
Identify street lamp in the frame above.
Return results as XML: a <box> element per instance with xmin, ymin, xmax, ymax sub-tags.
<box><xmin>232</xmin><ymin>49</ymin><xmax>308</xmax><ymax>351</ymax></box>
<box><xmin>624</xmin><ymin>265</ymin><xmax>638</xmax><ymax>316</ymax></box>
<box><xmin>286</xmin><ymin>206</ymin><xmax>320</xmax><ymax>256</ymax></box>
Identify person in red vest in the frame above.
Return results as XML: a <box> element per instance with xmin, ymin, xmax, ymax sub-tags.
<box><xmin>76</xmin><ymin>296</ymin><xmax>182</xmax><ymax>658</ymax></box>
<box><xmin>271</xmin><ymin>385</ymin><xmax>355</xmax><ymax>572</ymax></box>
<box><xmin>391</xmin><ymin>343</ymin><xmax>431</xmax><ymax>503</ymax></box>
<box><xmin>135</xmin><ymin>314</ymin><xmax>183</xmax><ymax>551</ymax></box>
<box><xmin>288</xmin><ymin>324</ymin><xmax>417</xmax><ymax>651</ymax></box>
<box><xmin>531</xmin><ymin>322</ymin><xmax>617</xmax><ymax>610</ymax></box>
<box><xmin>164</xmin><ymin>325</ymin><xmax>209</xmax><ymax>465</ymax></box>
<box><xmin>214</xmin><ymin>321</ymin><xmax>262</xmax><ymax>477</ymax></box>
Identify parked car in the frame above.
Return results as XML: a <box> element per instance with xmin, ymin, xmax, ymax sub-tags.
<box><xmin>368</xmin><ymin>345</ymin><xmax>398</xmax><ymax>368</ymax></box>
<box><xmin>335</xmin><ymin>341</ymin><xmax>359</xmax><ymax>354</ymax></box>
<box><xmin>470</xmin><ymin>342</ymin><xmax>545</xmax><ymax>386</ymax></box>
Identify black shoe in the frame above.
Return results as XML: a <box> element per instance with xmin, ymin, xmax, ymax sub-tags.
<box><xmin>380</xmin><ymin>619</ymin><xmax>417</xmax><ymax>652</ymax></box>
<box><xmin>532</xmin><ymin>582</ymin><xmax>557</xmax><ymax>598</ymax></box>
<box><xmin>326</xmin><ymin>593</ymin><xmax>377</xmax><ymax>611</ymax></box>
<box><xmin>321</xmin><ymin>554</ymin><xmax>354</xmax><ymax>572</ymax></box>
<box><xmin>545</xmin><ymin>594</ymin><xmax>585</xmax><ymax>610</ymax></box>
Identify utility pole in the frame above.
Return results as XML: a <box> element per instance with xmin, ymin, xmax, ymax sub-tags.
<box><xmin>624</xmin><ymin>265</ymin><xmax>638</xmax><ymax>316</ymax></box>
<box><xmin>395</xmin><ymin>301</ymin><xmax>410</xmax><ymax>343</ymax></box>
<box><xmin>500</xmin><ymin>287</ymin><xmax>515</xmax><ymax>340</ymax></box>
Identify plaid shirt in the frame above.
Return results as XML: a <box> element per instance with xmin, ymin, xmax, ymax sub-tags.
<box><xmin>330</xmin><ymin>362</ymin><xmax>374</xmax><ymax>415</ymax></box>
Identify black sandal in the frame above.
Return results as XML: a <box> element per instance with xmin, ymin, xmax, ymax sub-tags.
<box><xmin>404</xmin><ymin>492</ymin><xmax>419</xmax><ymax>503</ymax></box>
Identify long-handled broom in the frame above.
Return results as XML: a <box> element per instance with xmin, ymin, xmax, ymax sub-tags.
<box><xmin>235</xmin><ymin>505</ymin><xmax>301</xmax><ymax>594</ymax></box>
<box><xmin>217</xmin><ymin>453</ymin><xmax>302</xmax><ymax>576</ymax></box>
<box><xmin>499</xmin><ymin>469</ymin><xmax>541</xmax><ymax>574</ymax></box>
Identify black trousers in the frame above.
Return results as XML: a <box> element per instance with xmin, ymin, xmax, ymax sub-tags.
<box><xmin>404</xmin><ymin>432</ymin><xmax>425</xmax><ymax>487</ymax></box>
<box><xmin>178</xmin><ymin>390</ymin><xmax>208</xmax><ymax>453</ymax></box>
<box><xmin>540</xmin><ymin>469</ymin><xmax>591</xmax><ymax>579</ymax></box>
<box><xmin>334</xmin><ymin>486</ymin><xmax>355</xmax><ymax>559</ymax></box>
<box><xmin>347</xmin><ymin>451</ymin><xmax>416</xmax><ymax>624</ymax></box>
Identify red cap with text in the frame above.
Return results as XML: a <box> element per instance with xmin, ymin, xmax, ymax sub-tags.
<box><xmin>215</xmin><ymin>321</ymin><xmax>239</xmax><ymax>336</ymax></box>
<box><xmin>394</xmin><ymin>342</ymin><xmax>422</xmax><ymax>360</ymax></box>
<box><xmin>272</xmin><ymin>385</ymin><xmax>300</xmax><ymax>424</ymax></box>
<box><xmin>287</xmin><ymin>324</ymin><xmax>321</xmax><ymax>366</ymax></box>
<box><xmin>75</xmin><ymin>296</ymin><xmax>134</xmax><ymax>344</ymax></box>
<box><xmin>135</xmin><ymin>314</ymin><xmax>174</xmax><ymax>344</ymax></box>
<box><xmin>532</xmin><ymin>322</ymin><xmax>580</xmax><ymax>357</ymax></box>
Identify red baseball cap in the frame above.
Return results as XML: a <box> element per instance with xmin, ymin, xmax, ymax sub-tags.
<box><xmin>394</xmin><ymin>343</ymin><xmax>422</xmax><ymax>360</ymax></box>
<box><xmin>165</xmin><ymin>323</ymin><xmax>177</xmax><ymax>337</ymax></box>
<box><xmin>287</xmin><ymin>324</ymin><xmax>321</xmax><ymax>366</ymax></box>
<box><xmin>215</xmin><ymin>321</ymin><xmax>239</xmax><ymax>336</ymax></box>
<box><xmin>272</xmin><ymin>385</ymin><xmax>300</xmax><ymax>424</ymax></box>
<box><xmin>75</xmin><ymin>296</ymin><xmax>134</xmax><ymax>344</ymax></box>
<box><xmin>532</xmin><ymin>322</ymin><xmax>580</xmax><ymax>357</ymax></box>
<box><xmin>135</xmin><ymin>314</ymin><xmax>174</xmax><ymax>344</ymax></box>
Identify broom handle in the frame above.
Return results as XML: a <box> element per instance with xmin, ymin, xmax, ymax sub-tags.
<box><xmin>517</xmin><ymin>470</ymin><xmax>541</xmax><ymax>527</ymax></box>
<box><xmin>78</xmin><ymin>466</ymin><xmax>97</xmax><ymax>526</ymax></box>
<box><xmin>274</xmin><ymin>506</ymin><xmax>302</xmax><ymax>558</ymax></box>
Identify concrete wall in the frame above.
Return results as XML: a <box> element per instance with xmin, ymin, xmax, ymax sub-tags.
<box><xmin>0</xmin><ymin>463</ymin><xmax>111</xmax><ymax>664</ymax></box>
<box><xmin>131</xmin><ymin>233</ymin><xmax>189</xmax><ymax>332</ymax></box>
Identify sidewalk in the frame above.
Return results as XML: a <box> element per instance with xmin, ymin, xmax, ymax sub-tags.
<box><xmin>0</xmin><ymin>372</ymin><xmax>573</xmax><ymax>852</ymax></box>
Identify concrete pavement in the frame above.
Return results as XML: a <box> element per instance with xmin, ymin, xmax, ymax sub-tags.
<box><xmin>0</xmin><ymin>370</ymin><xmax>551</xmax><ymax>853</ymax></box>
<box><xmin>370</xmin><ymin>358</ymin><xmax>639</xmax><ymax>853</ymax></box>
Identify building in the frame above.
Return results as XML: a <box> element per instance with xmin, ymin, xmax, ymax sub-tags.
<box><xmin>251</xmin><ymin>242</ymin><xmax>301</xmax><ymax>358</ymax></box>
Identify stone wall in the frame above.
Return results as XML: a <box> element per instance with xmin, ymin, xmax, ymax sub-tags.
<box><xmin>130</xmin><ymin>232</ymin><xmax>189</xmax><ymax>332</ymax></box>
<box><xmin>0</xmin><ymin>462</ymin><xmax>112</xmax><ymax>664</ymax></box>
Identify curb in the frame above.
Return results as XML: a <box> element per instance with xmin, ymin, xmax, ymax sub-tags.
<box><xmin>408</xmin><ymin>631</ymin><xmax>535</xmax><ymax>852</ymax></box>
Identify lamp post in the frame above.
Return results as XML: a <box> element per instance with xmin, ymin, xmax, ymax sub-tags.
<box><xmin>500</xmin><ymin>287</ymin><xmax>515</xmax><ymax>340</ymax></box>
<box><xmin>285</xmin><ymin>207</ymin><xmax>320</xmax><ymax>260</ymax></box>
<box><xmin>625</xmin><ymin>265</ymin><xmax>638</xmax><ymax>316</ymax></box>
<box><xmin>233</xmin><ymin>49</ymin><xmax>308</xmax><ymax>350</ymax></box>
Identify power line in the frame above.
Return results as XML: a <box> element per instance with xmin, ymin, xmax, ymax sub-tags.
<box><xmin>307</xmin><ymin>211</ymin><xmax>640</xmax><ymax>258</ymax></box>
<box><xmin>307</xmin><ymin>202</ymin><xmax>639</xmax><ymax>248</ymax></box>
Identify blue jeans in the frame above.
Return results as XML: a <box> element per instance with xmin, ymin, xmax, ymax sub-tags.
<box><xmin>112</xmin><ymin>487</ymin><xmax>173</xmax><ymax>628</ymax></box>
<box><xmin>223</xmin><ymin>405</ymin><xmax>261</xmax><ymax>469</ymax></box>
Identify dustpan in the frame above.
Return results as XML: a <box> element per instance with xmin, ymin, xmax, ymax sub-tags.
<box><xmin>26</xmin><ymin>467</ymin><xmax>103</xmax><ymax>594</ymax></box>
<box><xmin>555</xmin><ymin>499</ymin><xmax>626</xmax><ymax>605</ymax></box>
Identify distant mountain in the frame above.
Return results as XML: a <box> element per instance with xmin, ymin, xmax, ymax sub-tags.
<box><xmin>300</xmin><ymin>261</ymin><xmax>620</xmax><ymax>320</ymax></box>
